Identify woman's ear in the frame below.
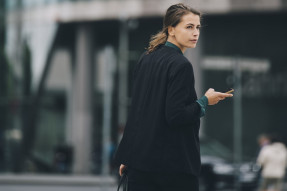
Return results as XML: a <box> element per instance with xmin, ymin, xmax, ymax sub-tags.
<box><xmin>168</xmin><ymin>26</ymin><xmax>175</xmax><ymax>37</ymax></box>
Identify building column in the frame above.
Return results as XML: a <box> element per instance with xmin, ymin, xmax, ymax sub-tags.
<box><xmin>117</xmin><ymin>19</ymin><xmax>129</xmax><ymax>129</ymax></box>
<box><xmin>185</xmin><ymin>41</ymin><xmax>205</xmax><ymax>136</ymax></box>
<box><xmin>67</xmin><ymin>24</ymin><xmax>94</xmax><ymax>174</ymax></box>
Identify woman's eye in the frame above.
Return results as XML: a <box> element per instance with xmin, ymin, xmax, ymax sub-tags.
<box><xmin>187</xmin><ymin>26</ymin><xmax>193</xmax><ymax>29</ymax></box>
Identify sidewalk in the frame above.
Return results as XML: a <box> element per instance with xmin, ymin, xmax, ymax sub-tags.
<box><xmin>0</xmin><ymin>174</ymin><xmax>117</xmax><ymax>186</ymax></box>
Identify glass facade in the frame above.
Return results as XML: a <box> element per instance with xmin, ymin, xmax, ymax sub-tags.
<box><xmin>6</xmin><ymin>0</ymin><xmax>95</xmax><ymax>10</ymax></box>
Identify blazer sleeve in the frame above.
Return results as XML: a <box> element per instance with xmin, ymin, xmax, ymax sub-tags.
<box><xmin>165</xmin><ymin>62</ymin><xmax>201</xmax><ymax>128</ymax></box>
<box><xmin>257</xmin><ymin>147</ymin><xmax>267</xmax><ymax>166</ymax></box>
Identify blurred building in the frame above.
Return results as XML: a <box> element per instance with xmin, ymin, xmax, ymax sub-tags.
<box><xmin>2</xmin><ymin>0</ymin><xmax>287</xmax><ymax>175</ymax></box>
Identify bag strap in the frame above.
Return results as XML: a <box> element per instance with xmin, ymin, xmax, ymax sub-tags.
<box><xmin>117</xmin><ymin>172</ymin><xmax>128</xmax><ymax>191</ymax></box>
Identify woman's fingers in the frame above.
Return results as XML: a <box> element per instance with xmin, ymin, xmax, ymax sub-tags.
<box><xmin>205</xmin><ymin>89</ymin><xmax>233</xmax><ymax>105</ymax></box>
<box><xmin>218</xmin><ymin>93</ymin><xmax>233</xmax><ymax>99</ymax></box>
<box><xmin>221</xmin><ymin>92</ymin><xmax>233</xmax><ymax>97</ymax></box>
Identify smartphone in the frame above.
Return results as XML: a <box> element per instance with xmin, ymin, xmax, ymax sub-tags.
<box><xmin>225</xmin><ymin>88</ymin><xmax>234</xmax><ymax>94</ymax></box>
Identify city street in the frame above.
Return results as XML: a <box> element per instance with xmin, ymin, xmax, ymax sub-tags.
<box><xmin>0</xmin><ymin>185</ymin><xmax>117</xmax><ymax>191</ymax></box>
<box><xmin>1</xmin><ymin>184</ymin><xmax>287</xmax><ymax>191</ymax></box>
<box><xmin>0</xmin><ymin>175</ymin><xmax>287</xmax><ymax>191</ymax></box>
<box><xmin>0</xmin><ymin>175</ymin><xmax>118</xmax><ymax>191</ymax></box>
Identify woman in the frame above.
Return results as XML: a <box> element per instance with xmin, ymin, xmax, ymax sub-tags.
<box><xmin>114</xmin><ymin>3</ymin><xmax>233</xmax><ymax>191</ymax></box>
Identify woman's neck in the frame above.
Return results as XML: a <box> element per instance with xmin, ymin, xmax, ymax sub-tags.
<box><xmin>166</xmin><ymin>37</ymin><xmax>186</xmax><ymax>53</ymax></box>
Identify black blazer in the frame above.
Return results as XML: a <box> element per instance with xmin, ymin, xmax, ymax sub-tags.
<box><xmin>114</xmin><ymin>45</ymin><xmax>202</xmax><ymax>176</ymax></box>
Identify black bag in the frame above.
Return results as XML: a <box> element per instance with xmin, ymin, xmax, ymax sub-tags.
<box><xmin>117</xmin><ymin>169</ymin><xmax>128</xmax><ymax>191</ymax></box>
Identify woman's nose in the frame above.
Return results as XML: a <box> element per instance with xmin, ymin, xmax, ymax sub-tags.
<box><xmin>193</xmin><ymin>29</ymin><xmax>200</xmax><ymax>36</ymax></box>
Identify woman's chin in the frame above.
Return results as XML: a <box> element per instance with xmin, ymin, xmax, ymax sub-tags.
<box><xmin>187</xmin><ymin>44</ymin><xmax>197</xmax><ymax>49</ymax></box>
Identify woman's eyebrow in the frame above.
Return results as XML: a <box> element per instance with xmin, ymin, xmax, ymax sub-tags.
<box><xmin>186</xmin><ymin>23</ymin><xmax>201</xmax><ymax>27</ymax></box>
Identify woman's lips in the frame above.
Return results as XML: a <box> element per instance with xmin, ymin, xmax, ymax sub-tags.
<box><xmin>190</xmin><ymin>39</ymin><xmax>197</xmax><ymax>43</ymax></box>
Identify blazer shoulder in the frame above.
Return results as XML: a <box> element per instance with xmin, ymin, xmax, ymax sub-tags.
<box><xmin>161</xmin><ymin>47</ymin><xmax>191</xmax><ymax>66</ymax></box>
<box><xmin>168</xmin><ymin>54</ymin><xmax>193</xmax><ymax>76</ymax></box>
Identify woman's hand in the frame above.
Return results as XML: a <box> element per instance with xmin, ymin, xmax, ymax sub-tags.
<box><xmin>119</xmin><ymin>164</ymin><xmax>127</xmax><ymax>176</ymax></box>
<box><xmin>204</xmin><ymin>88</ymin><xmax>233</xmax><ymax>105</ymax></box>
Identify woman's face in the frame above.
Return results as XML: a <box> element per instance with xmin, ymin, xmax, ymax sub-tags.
<box><xmin>168</xmin><ymin>13</ymin><xmax>201</xmax><ymax>53</ymax></box>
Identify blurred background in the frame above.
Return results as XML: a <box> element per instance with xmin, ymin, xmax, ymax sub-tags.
<box><xmin>1</xmin><ymin>0</ymin><xmax>287</xmax><ymax>190</ymax></box>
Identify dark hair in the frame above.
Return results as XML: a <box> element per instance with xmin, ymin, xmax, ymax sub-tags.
<box><xmin>147</xmin><ymin>3</ymin><xmax>201</xmax><ymax>53</ymax></box>
<box><xmin>269</xmin><ymin>133</ymin><xmax>283</xmax><ymax>143</ymax></box>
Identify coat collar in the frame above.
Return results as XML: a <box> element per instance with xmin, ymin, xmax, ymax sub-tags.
<box><xmin>165</xmin><ymin>41</ymin><xmax>183</xmax><ymax>55</ymax></box>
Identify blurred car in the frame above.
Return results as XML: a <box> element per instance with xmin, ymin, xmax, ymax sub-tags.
<box><xmin>199</xmin><ymin>137</ymin><xmax>260</xmax><ymax>191</ymax></box>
